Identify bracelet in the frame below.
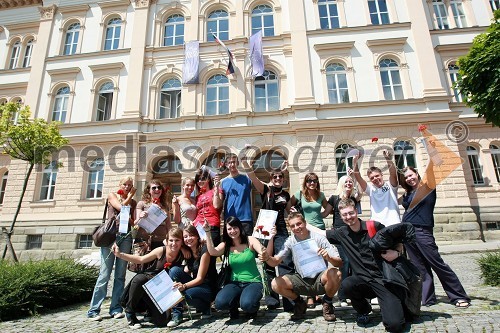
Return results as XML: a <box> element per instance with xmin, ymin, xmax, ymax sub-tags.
<box><xmin>183</xmin><ymin>283</ymin><xmax>187</xmax><ymax>290</ymax></box>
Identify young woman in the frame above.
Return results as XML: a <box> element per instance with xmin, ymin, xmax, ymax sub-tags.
<box><xmin>169</xmin><ymin>225</ymin><xmax>218</xmax><ymax>324</ymax></box>
<box><xmin>134</xmin><ymin>179</ymin><xmax>171</xmax><ymax>250</ymax></box>
<box><xmin>242</xmin><ymin>159</ymin><xmax>293</xmax><ymax>311</ymax></box>
<box><xmin>290</xmin><ymin>172</ymin><xmax>327</xmax><ymax>307</ymax></box>
<box><xmin>322</xmin><ymin>174</ymin><xmax>362</xmax><ymax>306</ymax></box>
<box><xmin>113</xmin><ymin>228</ymin><xmax>186</xmax><ymax>328</ymax></box>
<box><xmin>172</xmin><ymin>177</ymin><xmax>197</xmax><ymax>229</ymax></box>
<box><xmin>193</xmin><ymin>167</ymin><xmax>223</xmax><ymax>246</ymax></box>
<box><xmin>87</xmin><ymin>176</ymin><xmax>136</xmax><ymax>321</ymax></box>
<box><xmin>204</xmin><ymin>216</ymin><xmax>267</xmax><ymax>319</ymax></box>
<box><xmin>400</xmin><ymin>163</ymin><xmax>470</xmax><ymax>308</ymax></box>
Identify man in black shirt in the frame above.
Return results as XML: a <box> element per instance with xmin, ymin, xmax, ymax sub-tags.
<box><xmin>325</xmin><ymin>199</ymin><xmax>407</xmax><ymax>333</ymax></box>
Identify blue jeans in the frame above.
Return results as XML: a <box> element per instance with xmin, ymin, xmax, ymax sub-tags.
<box><xmin>168</xmin><ymin>266</ymin><xmax>213</xmax><ymax>317</ymax></box>
<box><xmin>87</xmin><ymin>234</ymin><xmax>132</xmax><ymax>317</ymax></box>
<box><xmin>215</xmin><ymin>281</ymin><xmax>263</xmax><ymax>314</ymax></box>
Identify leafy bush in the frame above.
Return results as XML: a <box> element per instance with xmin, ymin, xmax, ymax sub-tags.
<box><xmin>477</xmin><ymin>250</ymin><xmax>500</xmax><ymax>287</ymax></box>
<box><xmin>0</xmin><ymin>259</ymin><xmax>98</xmax><ymax>321</ymax></box>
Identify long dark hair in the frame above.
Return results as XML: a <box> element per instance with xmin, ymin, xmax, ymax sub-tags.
<box><xmin>222</xmin><ymin>216</ymin><xmax>248</xmax><ymax>248</ymax></box>
<box><xmin>183</xmin><ymin>224</ymin><xmax>202</xmax><ymax>256</ymax></box>
<box><xmin>194</xmin><ymin>168</ymin><xmax>214</xmax><ymax>193</ymax></box>
<box><xmin>400</xmin><ymin>166</ymin><xmax>421</xmax><ymax>193</ymax></box>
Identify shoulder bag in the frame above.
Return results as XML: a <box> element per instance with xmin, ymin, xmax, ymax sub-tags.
<box><xmin>127</xmin><ymin>238</ymin><xmax>152</xmax><ymax>273</ymax></box>
<box><xmin>216</xmin><ymin>248</ymin><xmax>232</xmax><ymax>292</ymax></box>
<box><xmin>92</xmin><ymin>199</ymin><xmax>118</xmax><ymax>247</ymax></box>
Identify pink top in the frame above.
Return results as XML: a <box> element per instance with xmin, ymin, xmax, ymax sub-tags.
<box><xmin>193</xmin><ymin>188</ymin><xmax>222</xmax><ymax>227</ymax></box>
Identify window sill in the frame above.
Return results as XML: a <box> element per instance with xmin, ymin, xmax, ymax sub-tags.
<box><xmin>76</xmin><ymin>198</ymin><xmax>105</xmax><ymax>207</ymax></box>
<box><xmin>29</xmin><ymin>200</ymin><xmax>56</xmax><ymax>208</ymax></box>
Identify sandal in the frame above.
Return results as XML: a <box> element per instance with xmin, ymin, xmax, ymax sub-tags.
<box><xmin>455</xmin><ymin>300</ymin><xmax>471</xmax><ymax>308</ymax></box>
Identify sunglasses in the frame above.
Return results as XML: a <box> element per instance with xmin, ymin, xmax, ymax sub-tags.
<box><xmin>151</xmin><ymin>186</ymin><xmax>162</xmax><ymax>191</ymax></box>
<box><xmin>306</xmin><ymin>179</ymin><xmax>318</xmax><ymax>184</ymax></box>
<box><xmin>273</xmin><ymin>175</ymin><xmax>283</xmax><ymax>180</ymax></box>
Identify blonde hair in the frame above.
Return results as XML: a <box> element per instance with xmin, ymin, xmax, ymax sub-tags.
<box><xmin>335</xmin><ymin>175</ymin><xmax>361</xmax><ymax>201</ymax></box>
<box><xmin>119</xmin><ymin>176</ymin><xmax>134</xmax><ymax>185</ymax></box>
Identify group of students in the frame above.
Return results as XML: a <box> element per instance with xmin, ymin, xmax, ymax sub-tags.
<box><xmin>86</xmin><ymin>151</ymin><xmax>470</xmax><ymax>332</ymax></box>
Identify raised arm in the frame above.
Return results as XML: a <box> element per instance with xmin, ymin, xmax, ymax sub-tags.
<box><xmin>213</xmin><ymin>175</ymin><xmax>224</xmax><ymax>210</ymax></box>
<box><xmin>171</xmin><ymin>195</ymin><xmax>181</xmax><ymax>224</ymax></box>
<box><xmin>351</xmin><ymin>154</ymin><xmax>367</xmax><ymax>192</ymax></box>
<box><xmin>203</xmin><ymin>221</ymin><xmax>225</xmax><ymax>256</ymax></box>
<box><xmin>241</xmin><ymin>159</ymin><xmax>265</xmax><ymax>194</ymax></box>
<box><xmin>384</xmin><ymin>150</ymin><xmax>398</xmax><ymax>187</ymax></box>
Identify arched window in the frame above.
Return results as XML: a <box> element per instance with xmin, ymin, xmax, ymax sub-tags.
<box><xmin>86</xmin><ymin>158</ymin><xmax>105</xmax><ymax>199</ymax></box>
<box><xmin>207</xmin><ymin>9</ymin><xmax>229</xmax><ymax>41</ymax></box>
<box><xmin>394</xmin><ymin>140</ymin><xmax>416</xmax><ymax>171</ymax></box>
<box><xmin>52</xmin><ymin>86</ymin><xmax>70</xmax><ymax>122</ymax></box>
<box><xmin>251</xmin><ymin>5</ymin><xmax>274</xmax><ymax>37</ymax></box>
<box><xmin>466</xmin><ymin>146</ymin><xmax>484</xmax><ymax>185</ymax></box>
<box><xmin>490</xmin><ymin>144</ymin><xmax>500</xmax><ymax>183</ymax></box>
<box><xmin>368</xmin><ymin>0</ymin><xmax>389</xmax><ymax>25</ymax></box>
<box><xmin>0</xmin><ymin>171</ymin><xmax>7</xmax><ymax>205</ymax></box>
<box><xmin>104</xmin><ymin>17</ymin><xmax>122</xmax><ymax>50</ymax></box>
<box><xmin>152</xmin><ymin>156</ymin><xmax>182</xmax><ymax>195</ymax></box>
<box><xmin>326</xmin><ymin>63</ymin><xmax>349</xmax><ymax>104</ymax></box>
<box><xmin>379</xmin><ymin>58</ymin><xmax>403</xmax><ymax>100</ymax></box>
<box><xmin>335</xmin><ymin>143</ymin><xmax>354</xmax><ymax>179</ymax></box>
<box><xmin>96</xmin><ymin>82</ymin><xmax>114</xmax><ymax>121</ymax></box>
<box><xmin>318</xmin><ymin>0</ymin><xmax>340</xmax><ymax>29</ymax></box>
<box><xmin>159</xmin><ymin>78</ymin><xmax>182</xmax><ymax>119</ymax></box>
<box><xmin>164</xmin><ymin>14</ymin><xmax>184</xmax><ymax>46</ymax></box>
<box><xmin>64</xmin><ymin>23</ymin><xmax>80</xmax><ymax>55</ymax></box>
<box><xmin>9</xmin><ymin>40</ymin><xmax>21</xmax><ymax>69</ymax></box>
<box><xmin>40</xmin><ymin>161</ymin><xmax>58</xmax><ymax>201</ymax></box>
<box><xmin>22</xmin><ymin>39</ymin><xmax>34</xmax><ymax>68</ymax></box>
<box><xmin>254</xmin><ymin>70</ymin><xmax>279</xmax><ymax>112</ymax></box>
<box><xmin>206</xmin><ymin>74</ymin><xmax>229</xmax><ymax>115</ymax></box>
<box><xmin>432</xmin><ymin>0</ymin><xmax>449</xmax><ymax>29</ymax></box>
<box><xmin>448</xmin><ymin>63</ymin><xmax>463</xmax><ymax>102</ymax></box>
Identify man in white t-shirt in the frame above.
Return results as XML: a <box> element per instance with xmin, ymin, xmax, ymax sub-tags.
<box><xmin>351</xmin><ymin>150</ymin><xmax>400</xmax><ymax>226</ymax></box>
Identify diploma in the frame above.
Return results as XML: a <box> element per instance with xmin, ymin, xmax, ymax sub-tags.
<box><xmin>119</xmin><ymin>205</ymin><xmax>130</xmax><ymax>233</ymax></box>
<box><xmin>196</xmin><ymin>224</ymin><xmax>207</xmax><ymax>240</ymax></box>
<box><xmin>292</xmin><ymin>239</ymin><xmax>327</xmax><ymax>278</ymax></box>
<box><xmin>138</xmin><ymin>204</ymin><xmax>168</xmax><ymax>234</ymax></box>
<box><xmin>252</xmin><ymin>209</ymin><xmax>278</xmax><ymax>240</ymax></box>
<box><xmin>142</xmin><ymin>270</ymin><xmax>184</xmax><ymax>314</ymax></box>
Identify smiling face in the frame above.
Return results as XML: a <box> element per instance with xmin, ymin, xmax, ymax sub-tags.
<box><xmin>339</xmin><ymin>205</ymin><xmax>360</xmax><ymax>230</ymax></box>
<box><xmin>227</xmin><ymin>156</ymin><xmax>239</xmax><ymax>174</ymax></box>
<box><xmin>183</xmin><ymin>230</ymin><xmax>199</xmax><ymax>249</ymax></box>
<box><xmin>304</xmin><ymin>176</ymin><xmax>319</xmax><ymax>191</ymax></box>
<box><xmin>226</xmin><ymin>223</ymin><xmax>241</xmax><ymax>240</ymax></box>
<box><xmin>183</xmin><ymin>179</ymin><xmax>195</xmax><ymax>196</ymax></box>
<box><xmin>149</xmin><ymin>183</ymin><xmax>163</xmax><ymax>198</ymax></box>
<box><xmin>404</xmin><ymin>168</ymin><xmax>420</xmax><ymax>190</ymax></box>
<box><xmin>343</xmin><ymin>176</ymin><xmax>354</xmax><ymax>191</ymax></box>
<box><xmin>368</xmin><ymin>170</ymin><xmax>384</xmax><ymax>188</ymax></box>
<box><xmin>270</xmin><ymin>171</ymin><xmax>284</xmax><ymax>187</ymax></box>
<box><xmin>287</xmin><ymin>216</ymin><xmax>308</xmax><ymax>239</ymax></box>
<box><xmin>167</xmin><ymin>235</ymin><xmax>183</xmax><ymax>252</ymax></box>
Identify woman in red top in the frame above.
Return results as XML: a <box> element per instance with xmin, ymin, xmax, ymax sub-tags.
<box><xmin>192</xmin><ymin>168</ymin><xmax>224</xmax><ymax>246</ymax></box>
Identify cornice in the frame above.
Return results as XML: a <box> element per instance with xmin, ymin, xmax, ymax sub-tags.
<box><xmin>0</xmin><ymin>0</ymin><xmax>42</xmax><ymax>9</ymax></box>
<box><xmin>308</xmin><ymin>22</ymin><xmax>412</xmax><ymax>37</ymax></box>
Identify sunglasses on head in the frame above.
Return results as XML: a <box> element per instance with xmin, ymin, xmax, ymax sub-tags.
<box><xmin>151</xmin><ymin>186</ymin><xmax>162</xmax><ymax>191</ymax></box>
<box><xmin>306</xmin><ymin>179</ymin><xmax>318</xmax><ymax>184</ymax></box>
<box><xmin>273</xmin><ymin>175</ymin><xmax>283</xmax><ymax>180</ymax></box>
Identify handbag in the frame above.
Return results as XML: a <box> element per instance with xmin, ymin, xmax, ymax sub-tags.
<box><xmin>92</xmin><ymin>200</ymin><xmax>118</xmax><ymax>247</ymax></box>
<box><xmin>127</xmin><ymin>239</ymin><xmax>151</xmax><ymax>273</ymax></box>
<box><xmin>216</xmin><ymin>249</ymin><xmax>232</xmax><ymax>291</ymax></box>
<box><xmin>294</xmin><ymin>191</ymin><xmax>304</xmax><ymax>215</ymax></box>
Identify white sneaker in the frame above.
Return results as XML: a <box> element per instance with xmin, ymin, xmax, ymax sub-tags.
<box><xmin>340</xmin><ymin>300</ymin><xmax>349</xmax><ymax>307</ymax></box>
<box><xmin>113</xmin><ymin>312</ymin><xmax>125</xmax><ymax>319</ymax></box>
<box><xmin>89</xmin><ymin>315</ymin><xmax>102</xmax><ymax>321</ymax></box>
<box><xmin>370</xmin><ymin>298</ymin><xmax>379</xmax><ymax>305</ymax></box>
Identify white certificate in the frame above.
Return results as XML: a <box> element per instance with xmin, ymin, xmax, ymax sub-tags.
<box><xmin>252</xmin><ymin>209</ymin><xmax>278</xmax><ymax>240</ymax></box>
<box><xmin>292</xmin><ymin>238</ymin><xmax>327</xmax><ymax>279</ymax></box>
<box><xmin>119</xmin><ymin>205</ymin><xmax>130</xmax><ymax>233</ymax></box>
<box><xmin>196</xmin><ymin>224</ymin><xmax>207</xmax><ymax>240</ymax></box>
<box><xmin>142</xmin><ymin>270</ymin><xmax>184</xmax><ymax>314</ymax></box>
<box><xmin>138</xmin><ymin>204</ymin><xmax>168</xmax><ymax>234</ymax></box>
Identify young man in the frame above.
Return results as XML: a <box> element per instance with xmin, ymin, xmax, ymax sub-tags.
<box><xmin>262</xmin><ymin>212</ymin><xmax>342</xmax><ymax>321</ymax></box>
<box><xmin>242</xmin><ymin>159</ymin><xmax>293</xmax><ymax>311</ymax></box>
<box><xmin>324</xmin><ymin>199</ymin><xmax>410</xmax><ymax>332</ymax></box>
<box><xmin>351</xmin><ymin>150</ymin><xmax>400</xmax><ymax>226</ymax></box>
<box><xmin>221</xmin><ymin>153</ymin><xmax>253</xmax><ymax>235</ymax></box>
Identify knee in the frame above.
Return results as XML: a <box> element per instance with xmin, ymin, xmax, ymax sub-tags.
<box><xmin>384</xmin><ymin>319</ymin><xmax>405</xmax><ymax>333</ymax></box>
<box><xmin>168</xmin><ymin>266</ymin><xmax>183</xmax><ymax>279</ymax></box>
<box><xmin>271</xmin><ymin>277</ymin><xmax>283</xmax><ymax>293</ymax></box>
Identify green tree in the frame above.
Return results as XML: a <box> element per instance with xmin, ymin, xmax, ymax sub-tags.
<box><xmin>0</xmin><ymin>102</ymin><xmax>69</xmax><ymax>261</ymax></box>
<box><xmin>456</xmin><ymin>10</ymin><xmax>500</xmax><ymax>127</ymax></box>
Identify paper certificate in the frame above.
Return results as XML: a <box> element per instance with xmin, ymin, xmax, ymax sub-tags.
<box><xmin>119</xmin><ymin>206</ymin><xmax>130</xmax><ymax>233</ymax></box>
<box><xmin>292</xmin><ymin>239</ymin><xmax>327</xmax><ymax>279</ymax></box>
<box><xmin>138</xmin><ymin>204</ymin><xmax>167</xmax><ymax>234</ymax></box>
<box><xmin>252</xmin><ymin>209</ymin><xmax>278</xmax><ymax>240</ymax></box>
<box><xmin>142</xmin><ymin>270</ymin><xmax>184</xmax><ymax>314</ymax></box>
<box><xmin>196</xmin><ymin>224</ymin><xmax>207</xmax><ymax>240</ymax></box>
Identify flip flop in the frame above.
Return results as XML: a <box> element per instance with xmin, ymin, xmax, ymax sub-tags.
<box><xmin>455</xmin><ymin>300</ymin><xmax>471</xmax><ymax>308</ymax></box>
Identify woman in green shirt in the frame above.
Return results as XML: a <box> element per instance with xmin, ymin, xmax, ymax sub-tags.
<box><xmin>205</xmin><ymin>216</ymin><xmax>267</xmax><ymax>319</ymax></box>
<box><xmin>290</xmin><ymin>172</ymin><xmax>327</xmax><ymax>230</ymax></box>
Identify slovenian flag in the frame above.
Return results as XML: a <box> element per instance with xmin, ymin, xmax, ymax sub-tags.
<box><xmin>211</xmin><ymin>32</ymin><xmax>235</xmax><ymax>75</ymax></box>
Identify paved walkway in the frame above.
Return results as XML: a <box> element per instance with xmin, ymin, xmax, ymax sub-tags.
<box><xmin>1</xmin><ymin>241</ymin><xmax>499</xmax><ymax>332</ymax></box>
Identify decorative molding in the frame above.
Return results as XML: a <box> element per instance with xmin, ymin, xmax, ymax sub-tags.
<box><xmin>58</xmin><ymin>4</ymin><xmax>90</xmax><ymax>15</ymax></box>
<box><xmin>0</xmin><ymin>0</ymin><xmax>42</xmax><ymax>9</ymax></box>
<box><xmin>314</xmin><ymin>41</ymin><xmax>355</xmax><ymax>53</ymax></box>
<box><xmin>47</xmin><ymin>67</ymin><xmax>81</xmax><ymax>77</ymax></box>
<box><xmin>89</xmin><ymin>62</ymin><xmax>124</xmax><ymax>72</ymax></box>
<box><xmin>97</xmin><ymin>0</ymin><xmax>131</xmax><ymax>10</ymax></box>
<box><xmin>135</xmin><ymin>0</ymin><xmax>157</xmax><ymax>8</ymax></box>
<box><xmin>38</xmin><ymin>5</ymin><xmax>56</xmax><ymax>21</ymax></box>
<box><xmin>366</xmin><ymin>37</ymin><xmax>407</xmax><ymax>49</ymax></box>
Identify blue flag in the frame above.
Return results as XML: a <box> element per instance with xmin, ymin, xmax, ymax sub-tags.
<box><xmin>249</xmin><ymin>30</ymin><xmax>264</xmax><ymax>77</ymax></box>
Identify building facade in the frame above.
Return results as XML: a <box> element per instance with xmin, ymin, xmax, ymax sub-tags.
<box><xmin>0</xmin><ymin>0</ymin><xmax>499</xmax><ymax>260</ymax></box>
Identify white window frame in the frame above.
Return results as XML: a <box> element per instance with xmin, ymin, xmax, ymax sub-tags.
<box><xmin>379</xmin><ymin>58</ymin><xmax>404</xmax><ymax>100</ymax></box>
<box><xmin>490</xmin><ymin>144</ymin><xmax>500</xmax><ymax>183</ymax></box>
<box><xmin>318</xmin><ymin>0</ymin><xmax>340</xmax><ymax>29</ymax></box>
<box><xmin>335</xmin><ymin>143</ymin><xmax>354</xmax><ymax>179</ymax></box>
<box><xmin>159</xmin><ymin>78</ymin><xmax>182</xmax><ymax>119</ymax></box>
<box><xmin>448</xmin><ymin>63</ymin><xmax>463</xmax><ymax>102</ymax></box>
<box><xmin>86</xmin><ymin>158</ymin><xmax>105</xmax><ymax>199</ymax></box>
<box><xmin>206</xmin><ymin>74</ymin><xmax>229</xmax><ymax>115</ymax></box>
<box><xmin>9</xmin><ymin>40</ymin><xmax>21</xmax><ymax>69</ymax></box>
<box><xmin>326</xmin><ymin>63</ymin><xmax>350</xmax><ymax>104</ymax></box>
<box><xmin>207</xmin><ymin>9</ymin><xmax>229</xmax><ymax>41</ymax></box>
<box><xmin>394</xmin><ymin>140</ymin><xmax>416</xmax><ymax>171</ymax></box>
<box><xmin>254</xmin><ymin>70</ymin><xmax>279</xmax><ymax>112</ymax></box>
<box><xmin>0</xmin><ymin>171</ymin><xmax>7</xmax><ymax>205</ymax></box>
<box><xmin>22</xmin><ymin>39</ymin><xmax>33</xmax><ymax>68</ymax></box>
<box><xmin>251</xmin><ymin>4</ymin><xmax>275</xmax><ymax>37</ymax></box>
<box><xmin>433</xmin><ymin>0</ymin><xmax>450</xmax><ymax>29</ymax></box>
<box><xmin>368</xmin><ymin>0</ymin><xmax>390</xmax><ymax>25</ymax></box>
<box><xmin>96</xmin><ymin>82</ymin><xmax>114</xmax><ymax>121</ymax></box>
<box><xmin>64</xmin><ymin>23</ymin><xmax>80</xmax><ymax>55</ymax></box>
<box><xmin>466</xmin><ymin>146</ymin><xmax>484</xmax><ymax>185</ymax></box>
<box><xmin>40</xmin><ymin>161</ymin><xmax>58</xmax><ymax>201</ymax></box>
<box><xmin>450</xmin><ymin>0</ymin><xmax>467</xmax><ymax>28</ymax></box>
<box><xmin>163</xmin><ymin>14</ymin><xmax>184</xmax><ymax>46</ymax></box>
<box><xmin>52</xmin><ymin>86</ymin><xmax>70</xmax><ymax>122</ymax></box>
<box><xmin>104</xmin><ymin>17</ymin><xmax>122</xmax><ymax>51</ymax></box>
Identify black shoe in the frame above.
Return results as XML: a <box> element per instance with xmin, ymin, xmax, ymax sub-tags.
<box><xmin>291</xmin><ymin>297</ymin><xmax>307</xmax><ymax>320</ymax></box>
<box><xmin>230</xmin><ymin>307</ymin><xmax>239</xmax><ymax>320</ymax></box>
<box><xmin>126</xmin><ymin>312</ymin><xmax>142</xmax><ymax>329</ymax></box>
<box><xmin>246</xmin><ymin>312</ymin><xmax>258</xmax><ymax>319</ymax></box>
